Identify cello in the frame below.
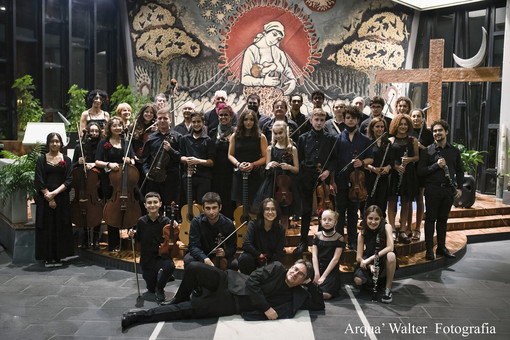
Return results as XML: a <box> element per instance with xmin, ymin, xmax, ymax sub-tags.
<box><xmin>103</xmin><ymin>121</ymin><xmax>141</xmax><ymax>229</ymax></box>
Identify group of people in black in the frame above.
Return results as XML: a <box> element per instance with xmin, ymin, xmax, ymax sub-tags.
<box><xmin>32</xmin><ymin>88</ymin><xmax>464</xmax><ymax>327</ymax></box>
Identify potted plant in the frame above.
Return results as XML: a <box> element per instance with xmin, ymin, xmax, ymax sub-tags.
<box><xmin>12</xmin><ymin>75</ymin><xmax>44</xmax><ymax>135</ymax></box>
<box><xmin>0</xmin><ymin>144</ymin><xmax>44</xmax><ymax>223</ymax></box>
<box><xmin>453</xmin><ymin>143</ymin><xmax>487</xmax><ymax>208</ymax></box>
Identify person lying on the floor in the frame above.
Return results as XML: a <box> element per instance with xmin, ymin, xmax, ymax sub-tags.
<box><xmin>121</xmin><ymin>259</ymin><xmax>324</xmax><ymax>329</ymax></box>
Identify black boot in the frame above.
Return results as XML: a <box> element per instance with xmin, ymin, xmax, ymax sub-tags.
<box><xmin>93</xmin><ymin>230</ymin><xmax>100</xmax><ymax>249</ymax></box>
<box><xmin>121</xmin><ymin>311</ymin><xmax>146</xmax><ymax>331</ymax></box>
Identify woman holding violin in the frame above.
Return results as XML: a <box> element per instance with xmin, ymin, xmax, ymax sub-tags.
<box><xmin>132</xmin><ymin>103</ymin><xmax>158</xmax><ymax>195</ymax></box>
<box><xmin>387</xmin><ymin>114</ymin><xmax>419</xmax><ymax>244</ymax></box>
<box><xmin>255</xmin><ymin>121</ymin><xmax>298</xmax><ymax>225</ymax></box>
<box><xmin>95</xmin><ymin>116</ymin><xmax>137</xmax><ymax>252</ymax></box>
<box><xmin>364</xmin><ymin>117</ymin><xmax>393</xmax><ymax>216</ymax></box>
<box><xmin>71</xmin><ymin>122</ymin><xmax>103</xmax><ymax>249</ymax></box>
<box><xmin>209</xmin><ymin>103</ymin><xmax>236</xmax><ymax>220</ymax></box>
<box><xmin>35</xmin><ymin>133</ymin><xmax>74</xmax><ymax>267</ymax></box>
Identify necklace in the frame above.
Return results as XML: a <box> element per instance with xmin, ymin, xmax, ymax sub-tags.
<box><xmin>321</xmin><ymin>229</ymin><xmax>335</xmax><ymax>238</ymax></box>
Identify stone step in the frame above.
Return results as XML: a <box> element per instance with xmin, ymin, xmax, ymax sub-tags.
<box><xmin>447</xmin><ymin>214</ymin><xmax>510</xmax><ymax>231</ymax></box>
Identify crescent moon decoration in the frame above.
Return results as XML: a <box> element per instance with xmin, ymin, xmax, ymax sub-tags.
<box><xmin>453</xmin><ymin>27</ymin><xmax>487</xmax><ymax>68</ymax></box>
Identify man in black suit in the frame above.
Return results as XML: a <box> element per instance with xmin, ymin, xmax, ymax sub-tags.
<box><xmin>121</xmin><ymin>259</ymin><xmax>324</xmax><ymax>329</ymax></box>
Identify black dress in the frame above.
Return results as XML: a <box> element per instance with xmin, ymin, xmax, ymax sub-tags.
<box><xmin>389</xmin><ymin>136</ymin><xmax>419</xmax><ymax>201</ymax></box>
<box><xmin>253</xmin><ymin>146</ymin><xmax>298</xmax><ymax>214</ymax></box>
<box><xmin>312</xmin><ymin>231</ymin><xmax>345</xmax><ymax>297</ymax></box>
<box><xmin>211</xmin><ymin>128</ymin><xmax>235</xmax><ymax>219</ymax></box>
<box><xmin>365</xmin><ymin>140</ymin><xmax>393</xmax><ymax>214</ymax></box>
<box><xmin>231</xmin><ymin>134</ymin><xmax>262</xmax><ymax>206</ymax></box>
<box><xmin>34</xmin><ymin>155</ymin><xmax>74</xmax><ymax>261</ymax></box>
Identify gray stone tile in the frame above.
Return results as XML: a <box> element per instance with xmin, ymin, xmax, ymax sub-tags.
<box><xmin>486</xmin><ymin>307</ymin><xmax>510</xmax><ymax>320</ymax></box>
<box><xmin>424</xmin><ymin>306</ymin><xmax>499</xmax><ymax>320</ymax></box>
<box><xmin>24</xmin><ymin>320</ymin><xmax>84</xmax><ymax>336</ymax></box>
<box><xmin>460</xmin><ymin>287</ymin><xmax>510</xmax><ymax>298</ymax></box>
<box><xmin>158</xmin><ymin>319</ymin><xmax>217</xmax><ymax>339</ymax></box>
<box><xmin>359</xmin><ymin>303</ymin><xmax>429</xmax><ymax>318</ymax></box>
<box><xmin>74</xmin><ymin>320</ymin><xmax>122</xmax><ymax>337</ymax></box>
<box><xmin>0</xmin><ymin>273</ymin><xmax>15</xmax><ymax>284</ymax></box>
<box><xmin>444</xmin><ymin>296</ymin><xmax>510</xmax><ymax>309</ymax></box>
<box><xmin>405</xmin><ymin>285</ymin><xmax>471</xmax><ymax>297</ymax></box>
<box><xmin>35</xmin><ymin>295</ymin><xmax>108</xmax><ymax>308</ymax></box>
<box><xmin>80</xmin><ymin>286</ymin><xmax>134</xmax><ymax>298</ymax></box>
<box><xmin>3</xmin><ymin>274</ymin><xmax>73</xmax><ymax>285</ymax></box>
<box><xmin>53</xmin><ymin>307</ymin><xmax>126</xmax><ymax>322</ymax></box>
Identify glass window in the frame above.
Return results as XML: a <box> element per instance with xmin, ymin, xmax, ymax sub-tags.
<box><xmin>493</xmin><ymin>36</ymin><xmax>504</xmax><ymax>68</ymax></box>
<box><xmin>468</xmin><ymin>9</ymin><xmax>486</xmax><ymax>61</ymax></box>
<box><xmin>490</xmin><ymin>83</ymin><xmax>501</xmax><ymax>124</ymax></box>
<box><xmin>435</xmin><ymin>14</ymin><xmax>454</xmax><ymax>68</ymax></box>
<box><xmin>467</xmin><ymin>83</ymin><xmax>482</xmax><ymax>150</ymax></box>
<box><xmin>495</xmin><ymin>7</ymin><xmax>505</xmax><ymax>32</ymax></box>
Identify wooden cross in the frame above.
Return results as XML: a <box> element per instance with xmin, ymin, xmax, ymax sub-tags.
<box><xmin>376</xmin><ymin>39</ymin><xmax>500</xmax><ymax>124</ymax></box>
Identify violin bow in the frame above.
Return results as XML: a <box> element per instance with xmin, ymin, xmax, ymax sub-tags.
<box><xmin>76</xmin><ymin>124</ymin><xmax>87</xmax><ymax>179</ymax></box>
<box><xmin>337</xmin><ymin>132</ymin><xmax>387</xmax><ymax>174</ymax></box>
<box><xmin>417</xmin><ymin>105</ymin><xmax>432</xmax><ymax>141</ymax></box>
<box><xmin>122</xmin><ymin>118</ymin><xmax>138</xmax><ymax>170</ymax></box>
<box><xmin>289</xmin><ymin>118</ymin><xmax>310</xmax><ymax>138</ymax></box>
<box><xmin>207</xmin><ymin>221</ymin><xmax>248</xmax><ymax>257</ymax></box>
<box><xmin>130</xmin><ymin>233</ymin><xmax>143</xmax><ymax>307</ymax></box>
<box><xmin>313</xmin><ymin>136</ymin><xmax>340</xmax><ymax>189</ymax></box>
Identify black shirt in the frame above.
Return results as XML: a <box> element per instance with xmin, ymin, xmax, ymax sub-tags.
<box><xmin>134</xmin><ymin>214</ymin><xmax>171</xmax><ymax>266</ymax></box>
<box><xmin>297</xmin><ymin>128</ymin><xmax>337</xmax><ymax>172</ymax></box>
<box><xmin>179</xmin><ymin>133</ymin><xmax>216</xmax><ymax>179</ymax></box>
<box><xmin>417</xmin><ymin>142</ymin><xmax>464</xmax><ymax>189</ymax></box>
<box><xmin>142</xmin><ymin>130</ymin><xmax>181</xmax><ymax>176</ymax></box>
<box><xmin>174</xmin><ymin>121</ymin><xmax>192</xmax><ymax>136</ymax></box>
<box><xmin>242</xmin><ymin>219</ymin><xmax>285</xmax><ymax>262</ymax></box>
<box><xmin>323</xmin><ymin>119</ymin><xmax>346</xmax><ymax>137</ymax></box>
<box><xmin>411</xmin><ymin>126</ymin><xmax>434</xmax><ymax>148</ymax></box>
<box><xmin>188</xmin><ymin>213</ymin><xmax>236</xmax><ymax>262</ymax></box>
<box><xmin>287</xmin><ymin>112</ymin><xmax>310</xmax><ymax>138</ymax></box>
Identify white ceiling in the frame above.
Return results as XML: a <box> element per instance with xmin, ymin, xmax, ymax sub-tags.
<box><xmin>392</xmin><ymin>0</ymin><xmax>485</xmax><ymax>11</ymax></box>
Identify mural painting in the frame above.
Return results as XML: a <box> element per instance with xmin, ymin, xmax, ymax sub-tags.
<box><xmin>127</xmin><ymin>0</ymin><xmax>414</xmax><ymax>121</ymax></box>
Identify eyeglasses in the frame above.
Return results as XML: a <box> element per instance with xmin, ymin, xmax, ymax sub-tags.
<box><xmin>218</xmin><ymin>114</ymin><xmax>230</xmax><ymax>117</ymax></box>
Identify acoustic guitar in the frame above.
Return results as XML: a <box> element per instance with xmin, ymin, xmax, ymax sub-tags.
<box><xmin>179</xmin><ymin>165</ymin><xmax>202</xmax><ymax>245</ymax></box>
<box><xmin>233</xmin><ymin>171</ymin><xmax>255</xmax><ymax>248</ymax></box>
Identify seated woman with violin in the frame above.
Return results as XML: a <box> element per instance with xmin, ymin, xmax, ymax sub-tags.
<box><xmin>238</xmin><ymin>198</ymin><xmax>285</xmax><ymax>275</ymax></box>
<box><xmin>95</xmin><ymin>116</ymin><xmax>137</xmax><ymax>252</ymax></box>
<box><xmin>254</xmin><ymin>121</ymin><xmax>298</xmax><ymax>226</ymax></box>
<box><xmin>129</xmin><ymin>192</ymin><xmax>176</xmax><ymax>302</ymax></box>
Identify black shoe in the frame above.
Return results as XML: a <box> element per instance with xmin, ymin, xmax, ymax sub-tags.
<box><xmin>159</xmin><ymin>297</ymin><xmax>178</xmax><ymax>306</ymax></box>
<box><xmin>436</xmin><ymin>247</ymin><xmax>456</xmax><ymax>258</ymax></box>
<box><xmin>292</xmin><ymin>242</ymin><xmax>308</xmax><ymax>255</ymax></box>
<box><xmin>121</xmin><ymin>312</ymin><xmax>141</xmax><ymax>331</ymax></box>
<box><xmin>155</xmin><ymin>287</ymin><xmax>166</xmax><ymax>302</ymax></box>
<box><xmin>381</xmin><ymin>288</ymin><xmax>393</xmax><ymax>304</ymax></box>
<box><xmin>168</xmin><ymin>274</ymin><xmax>175</xmax><ymax>282</ymax></box>
<box><xmin>425</xmin><ymin>251</ymin><xmax>435</xmax><ymax>261</ymax></box>
<box><xmin>398</xmin><ymin>232</ymin><xmax>411</xmax><ymax>244</ymax></box>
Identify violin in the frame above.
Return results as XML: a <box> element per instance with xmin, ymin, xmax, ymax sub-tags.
<box><xmin>348</xmin><ymin>154</ymin><xmax>368</xmax><ymax>202</ymax></box>
<box><xmin>159</xmin><ymin>202</ymin><xmax>180</xmax><ymax>258</ymax></box>
<box><xmin>315</xmin><ymin>163</ymin><xmax>333</xmax><ymax>212</ymax></box>
<box><xmin>274</xmin><ymin>151</ymin><xmax>293</xmax><ymax>207</ymax></box>
<box><xmin>212</xmin><ymin>233</ymin><xmax>228</xmax><ymax>270</ymax></box>
<box><xmin>147</xmin><ymin>134</ymin><xmax>172</xmax><ymax>183</ymax></box>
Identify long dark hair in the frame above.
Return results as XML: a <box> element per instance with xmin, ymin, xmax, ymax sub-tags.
<box><xmin>133</xmin><ymin>103</ymin><xmax>157</xmax><ymax>139</ymax></box>
<box><xmin>255</xmin><ymin>198</ymin><xmax>281</xmax><ymax>230</ymax></box>
<box><xmin>236</xmin><ymin>109</ymin><xmax>260</xmax><ymax>137</ymax></box>
<box><xmin>46</xmin><ymin>132</ymin><xmax>63</xmax><ymax>152</ymax></box>
<box><xmin>86</xmin><ymin>89</ymin><xmax>109</xmax><ymax>109</ymax></box>
<box><xmin>361</xmin><ymin>205</ymin><xmax>386</xmax><ymax>237</ymax></box>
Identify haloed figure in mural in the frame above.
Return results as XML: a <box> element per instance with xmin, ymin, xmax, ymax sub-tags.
<box><xmin>241</xmin><ymin>21</ymin><xmax>297</xmax><ymax>102</ymax></box>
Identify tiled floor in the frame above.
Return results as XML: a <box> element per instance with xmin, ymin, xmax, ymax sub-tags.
<box><xmin>0</xmin><ymin>240</ymin><xmax>509</xmax><ymax>339</ymax></box>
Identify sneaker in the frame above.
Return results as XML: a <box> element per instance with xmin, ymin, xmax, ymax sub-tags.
<box><xmin>155</xmin><ymin>287</ymin><xmax>166</xmax><ymax>302</ymax></box>
<box><xmin>381</xmin><ymin>288</ymin><xmax>393</xmax><ymax>303</ymax></box>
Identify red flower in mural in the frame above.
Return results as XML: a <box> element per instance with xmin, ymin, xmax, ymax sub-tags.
<box><xmin>58</xmin><ymin>160</ymin><xmax>66</xmax><ymax>168</ymax></box>
<box><xmin>104</xmin><ymin>142</ymin><xmax>113</xmax><ymax>150</ymax></box>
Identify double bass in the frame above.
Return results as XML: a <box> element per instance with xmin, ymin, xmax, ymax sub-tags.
<box><xmin>103</xmin><ymin>122</ymin><xmax>141</xmax><ymax>229</ymax></box>
<box><xmin>70</xmin><ymin>127</ymin><xmax>103</xmax><ymax>229</ymax></box>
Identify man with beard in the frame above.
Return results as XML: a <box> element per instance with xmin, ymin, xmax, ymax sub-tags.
<box><xmin>174</xmin><ymin>101</ymin><xmax>195</xmax><ymax>136</ymax></box>
<box><xmin>179</xmin><ymin>112</ymin><xmax>216</xmax><ymax>205</ymax></box>
<box><xmin>262</xmin><ymin>99</ymin><xmax>298</xmax><ymax>143</ymax></box>
<box><xmin>417</xmin><ymin>120</ymin><xmax>463</xmax><ymax>260</ymax></box>
<box><xmin>287</xmin><ymin>93</ymin><xmax>310</xmax><ymax>138</ymax></box>
<box><xmin>246</xmin><ymin>93</ymin><xmax>271</xmax><ymax>129</ymax></box>
<box><xmin>121</xmin><ymin>258</ymin><xmax>324</xmax><ymax>330</ymax></box>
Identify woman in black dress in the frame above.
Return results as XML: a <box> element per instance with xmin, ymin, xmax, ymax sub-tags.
<box><xmin>95</xmin><ymin>116</ymin><xmax>136</xmax><ymax>251</ymax></box>
<box><xmin>227</xmin><ymin>109</ymin><xmax>267</xmax><ymax>208</ymax></box>
<box><xmin>209</xmin><ymin>103</ymin><xmax>236</xmax><ymax>219</ymax></box>
<box><xmin>80</xmin><ymin>89</ymin><xmax>110</xmax><ymax>133</ymax></box>
<box><xmin>387</xmin><ymin>115</ymin><xmax>419</xmax><ymax>244</ymax></box>
<box><xmin>364</xmin><ymin>117</ymin><xmax>392</xmax><ymax>216</ymax></box>
<box><xmin>35</xmin><ymin>133</ymin><xmax>74</xmax><ymax>267</ymax></box>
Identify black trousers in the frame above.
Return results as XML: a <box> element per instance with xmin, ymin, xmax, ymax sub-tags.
<box><xmin>142</xmin><ymin>257</ymin><xmax>175</xmax><ymax>292</ymax></box>
<box><xmin>183</xmin><ymin>253</ymin><xmax>238</xmax><ymax>271</ymax></box>
<box><xmin>238</xmin><ymin>252</ymin><xmax>266</xmax><ymax>275</ymax></box>
<box><xmin>182</xmin><ymin>176</ymin><xmax>211</xmax><ymax>205</ymax></box>
<box><xmin>147</xmin><ymin>175</ymin><xmax>180</xmax><ymax>209</ymax></box>
<box><xmin>299</xmin><ymin>170</ymin><xmax>319</xmax><ymax>244</ymax></box>
<box><xmin>335</xmin><ymin>188</ymin><xmax>359</xmax><ymax>246</ymax></box>
<box><xmin>424</xmin><ymin>185</ymin><xmax>454</xmax><ymax>252</ymax></box>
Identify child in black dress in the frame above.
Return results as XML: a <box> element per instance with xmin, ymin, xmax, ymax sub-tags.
<box><xmin>312</xmin><ymin>209</ymin><xmax>345</xmax><ymax>300</ymax></box>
